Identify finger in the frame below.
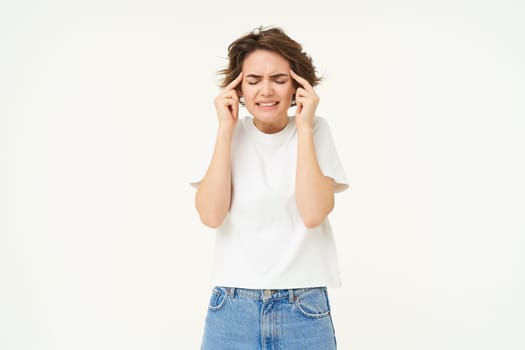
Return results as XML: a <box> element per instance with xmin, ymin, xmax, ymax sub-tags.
<box><xmin>290</xmin><ymin>70</ymin><xmax>314</xmax><ymax>92</ymax></box>
<box><xmin>225</xmin><ymin>72</ymin><xmax>244</xmax><ymax>91</ymax></box>
<box><xmin>295</xmin><ymin>94</ymin><xmax>305</xmax><ymax>103</ymax></box>
<box><xmin>295</xmin><ymin>97</ymin><xmax>305</xmax><ymax>111</ymax></box>
<box><xmin>295</xmin><ymin>87</ymin><xmax>307</xmax><ymax>98</ymax></box>
<box><xmin>220</xmin><ymin>91</ymin><xmax>240</xmax><ymax>109</ymax></box>
<box><xmin>221</xmin><ymin>90</ymin><xmax>238</xmax><ymax>100</ymax></box>
<box><xmin>295</xmin><ymin>101</ymin><xmax>303</xmax><ymax>116</ymax></box>
<box><xmin>231</xmin><ymin>94</ymin><xmax>239</xmax><ymax>120</ymax></box>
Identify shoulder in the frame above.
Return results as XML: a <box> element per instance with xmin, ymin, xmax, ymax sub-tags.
<box><xmin>231</xmin><ymin>116</ymin><xmax>253</xmax><ymax>146</ymax></box>
<box><xmin>234</xmin><ymin>116</ymin><xmax>252</xmax><ymax>135</ymax></box>
<box><xmin>312</xmin><ymin>116</ymin><xmax>332</xmax><ymax>135</ymax></box>
<box><xmin>234</xmin><ymin>116</ymin><xmax>250</xmax><ymax>130</ymax></box>
<box><xmin>313</xmin><ymin>115</ymin><xmax>331</xmax><ymax>128</ymax></box>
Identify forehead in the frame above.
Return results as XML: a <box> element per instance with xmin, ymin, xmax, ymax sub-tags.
<box><xmin>242</xmin><ymin>49</ymin><xmax>291</xmax><ymax>74</ymax></box>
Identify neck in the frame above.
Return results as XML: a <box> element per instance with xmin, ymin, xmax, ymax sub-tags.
<box><xmin>253</xmin><ymin>116</ymin><xmax>289</xmax><ymax>134</ymax></box>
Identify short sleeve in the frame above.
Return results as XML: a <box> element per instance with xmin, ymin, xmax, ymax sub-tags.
<box><xmin>188</xmin><ymin>137</ymin><xmax>214</xmax><ymax>189</ymax></box>
<box><xmin>189</xmin><ymin>164</ymin><xmax>207</xmax><ymax>189</ymax></box>
<box><xmin>313</xmin><ymin>117</ymin><xmax>349</xmax><ymax>193</ymax></box>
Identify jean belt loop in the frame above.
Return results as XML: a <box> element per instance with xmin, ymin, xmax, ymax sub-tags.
<box><xmin>227</xmin><ymin>287</ymin><xmax>235</xmax><ymax>298</ymax></box>
<box><xmin>288</xmin><ymin>289</ymin><xmax>295</xmax><ymax>303</ymax></box>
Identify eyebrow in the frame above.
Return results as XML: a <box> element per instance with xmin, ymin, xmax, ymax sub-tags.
<box><xmin>245</xmin><ymin>73</ymin><xmax>289</xmax><ymax>79</ymax></box>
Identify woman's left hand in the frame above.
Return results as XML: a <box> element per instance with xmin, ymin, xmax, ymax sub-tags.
<box><xmin>290</xmin><ymin>70</ymin><xmax>319</xmax><ymax>130</ymax></box>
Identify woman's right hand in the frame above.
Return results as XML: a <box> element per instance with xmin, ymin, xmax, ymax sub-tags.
<box><xmin>214</xmin><ymin>72</ymin><xmax>243</xmax><ymax>130</ymax></box>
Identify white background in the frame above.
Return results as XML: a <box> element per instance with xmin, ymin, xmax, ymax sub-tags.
<box><xmin>1</xmin><ymin>1</ymin><xmax>524</xmax><ymax>349</ymax></box>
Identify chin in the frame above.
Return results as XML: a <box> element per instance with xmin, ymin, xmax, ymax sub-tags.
<box><xmin>254</xmin><ymin>113</ymin><xmax>279</xmax><ymax>123</ymax></box>
<box><xmin>252</xmin><ymin>109</ymin><xmax>288</xmax><ymax>122</ymax></box>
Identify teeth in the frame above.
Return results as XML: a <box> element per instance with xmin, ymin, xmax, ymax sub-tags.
<box><xmin>259</xmin><ymin>102</ymin><xmax>277</xmax><ymax>107</ymax></box>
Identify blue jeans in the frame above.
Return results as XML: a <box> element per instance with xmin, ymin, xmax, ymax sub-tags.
<box><xmin>201</xmin><ymin>286</ymin><xmax>337</xmax><ymax>350</ymax></box>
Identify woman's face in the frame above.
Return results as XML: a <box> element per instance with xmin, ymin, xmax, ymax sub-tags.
<box><xmin>241</xmin><ymin>49</ymin><xmax>295</xmax><ymax>132</ymax></box>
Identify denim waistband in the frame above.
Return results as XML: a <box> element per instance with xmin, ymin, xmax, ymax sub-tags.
<box><xmin>216</xmin><ymin>286</ymin><xmax>327</xmax><ymax>303</ymax></box>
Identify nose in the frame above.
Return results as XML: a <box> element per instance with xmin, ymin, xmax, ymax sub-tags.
<box><xmin>260</xmin><ymin>80</ymin><xmax>274</xmax><ymax>96</ymax></box>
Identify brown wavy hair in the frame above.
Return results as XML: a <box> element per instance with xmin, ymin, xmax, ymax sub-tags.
<box><xmin>218</xmin><ymin>26</ymin><xmax>323</xmax><ymax>93</ymax></box>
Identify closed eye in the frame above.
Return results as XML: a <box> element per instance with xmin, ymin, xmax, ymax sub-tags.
<box><xmin>246</xmin><ymin>78</ymin><xmax>287</xmax><ymax>85</ymax></box>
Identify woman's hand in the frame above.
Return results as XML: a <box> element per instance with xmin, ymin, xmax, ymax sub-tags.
<box><xmin>290</xmin><ymin>70</ymin><xmax>319</xmax><ymax>130</ymax></box>
<box><xmin>214</xmin><ymin>72</ymin><xmax>243</xmax><ymax>130</ymax></box>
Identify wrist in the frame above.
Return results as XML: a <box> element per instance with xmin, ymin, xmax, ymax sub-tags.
<box><xmin>218</xmin><ymin>121</ymin><xmax>235</xmax><ymax>132</ymax></box>
<box><xmin>296</xmin><ymin>124</ymin><xmax>314</xmax><ymax>135</ymax></box>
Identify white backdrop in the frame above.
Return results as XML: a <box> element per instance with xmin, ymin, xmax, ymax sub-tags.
<box><xmin>1</xmin><ymin>1</ymin><xmax>524</xmax><ymax>349</ymax></box>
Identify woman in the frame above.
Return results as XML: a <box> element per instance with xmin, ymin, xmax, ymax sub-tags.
<box><xmin>191</xmin><ymin>26</ymin><xmax>349</xmax><ymax>350</ymax></box>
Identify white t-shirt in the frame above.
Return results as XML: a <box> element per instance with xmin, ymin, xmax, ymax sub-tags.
<box><xmin>190</xmin><ymin>116</ymin><xmax>349</xmax><ymax>289</ymax></box>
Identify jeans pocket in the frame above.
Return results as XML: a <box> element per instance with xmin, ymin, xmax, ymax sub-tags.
<box><xmin>294</xmin><ymin>288</ymin><xmax>331</xmax><ymax>319</ymax></box>
<box><xmin>208</xmin><ymin>287</ymin><xmax>228</xmax><ymax>311</ymax></box>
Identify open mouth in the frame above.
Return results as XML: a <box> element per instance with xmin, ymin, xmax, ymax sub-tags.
<box><xmin>256</xmin><ymin>101</ymin><xmax>279</xmax><ymax>108</ymax></box>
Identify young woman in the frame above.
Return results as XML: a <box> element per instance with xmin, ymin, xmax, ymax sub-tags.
<box><xmin>191</xmin><ymin>26</ymin><xmax>349</xmax><ymax>350</ymax></box>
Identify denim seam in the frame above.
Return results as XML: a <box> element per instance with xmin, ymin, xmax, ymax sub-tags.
<box><xmin>208</xmin><ymin>291</ymin><xmax>228</xmax><ymax>311</ymax></box>
<box><xmin>295</xmin><ymin>294</ymin><xmax>331</xmax><ymax>319</ymax></box>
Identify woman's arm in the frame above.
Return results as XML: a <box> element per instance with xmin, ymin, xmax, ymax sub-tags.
<box><xmin>195</xmin><ymin>127</ymin><xmax>234</xmax><ymax>228</ymax></box>
<box><xmin>195</xmin><ymin>73</ymin><xmax>243</xmax><ymax>228</ymax></box>
<box><xmin>291</xmin><ymin>70</ymin><xmax>335</xmax><ymax>228</ymax></box>
<box><xmin>295</xmin><ymin>126</ymin><xmax>335</xmax><ymax>228</ymax></box>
